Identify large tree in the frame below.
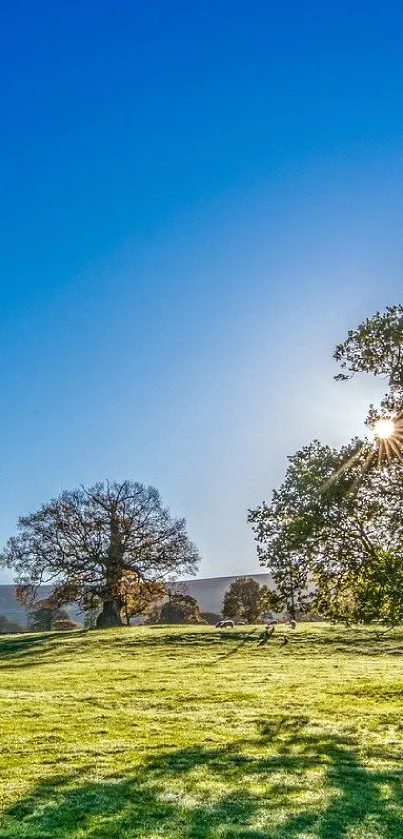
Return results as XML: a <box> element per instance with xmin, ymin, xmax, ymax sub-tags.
<box><xmin>1</xmin><ymin>480</ymin><xmax>200</xmax><ymax>627</ymax></box>
<box><xmin>249</xmin><ymin>304</ymin><xmax>403</xmax><ymax>626</ymax></box>
<box><xmin>249</xmin><ymin>438</ymin><xmax>403</xmax><ymax>625</ymax></box>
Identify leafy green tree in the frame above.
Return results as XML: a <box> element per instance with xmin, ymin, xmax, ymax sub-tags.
<box><xmin>1</xmin><ymin>480</ymin><xmax>200</xmax><ymax>628</ymax></box>
<box><xmin>248</xmin><ymin>439</ymin><xmax>338</xmax><ymax>619</ymax></box>
<box><xmin>222</xmin><ymin>577</ymin><xmax>269</xmax><ymax>623</ymax></box>
<box><xmin>249</xmin><ymin>437</ymin><xmax>403</xmax><ymax>626</ymax></box>
<box><xmin>200</xmin><ymin>611</ymin><xmax>221</xmax><ymax>625</ymax></box>
<box><xmin>157</xmin><ymin>593</ymin><xmax>204</xmax><ymax>624</ymax></box>
<box><xmin>334</xmin><ymin>304</ymin><xmax>403</xmax><ymax>392</ymax></box>
<box><xmin>250</xmin><ymin>305</ymin><xmax>403</xmax><ymax>626</ymax></box>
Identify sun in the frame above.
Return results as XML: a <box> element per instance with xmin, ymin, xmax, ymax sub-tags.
<box><xmin>321</xmin><ymin>410</ymin><xmax>403</xmax><ymax>496</ymax></box>
<box><xmin>372</xmin><ymin>413</ymin><xmax>403</xmax><ymax>466</ymax></box>
<box><xmin>373</xmin><ymin>418</ymin><xmax>395</xmax><ymax>440</ymax></box>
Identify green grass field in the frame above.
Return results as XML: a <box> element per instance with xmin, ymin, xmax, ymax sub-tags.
<box><xmin>0</xmin><ymin>624</ymin><xmax>403</xmax><ymax>838</ymax></box>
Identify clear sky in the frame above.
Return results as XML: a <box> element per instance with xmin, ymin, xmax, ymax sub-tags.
<box><xmin>1</xmin><ymin>2</ymin><xmax>402</xmax><ymax>583</ymax></box>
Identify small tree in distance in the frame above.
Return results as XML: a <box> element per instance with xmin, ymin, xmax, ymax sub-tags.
<box><xmin>84</xmin><ymin>606</ymin><xmax>101</xmax><ymax>629</ymax></box>
<box><xmin>200</xmin><ymin>611</ymin><xmax>221</xmax><ymax>625</ymax></box>
<box><xmin>157</xmin><ymin>593</ymin><xmax>204</xmax><ymax>624</ymax></box>
<box><xmin>222</xmin><ymin>577</ymin><xmax>270</xmax><ymax>623</ymax></box>
<box><xmin>28</xmin><ymin>601</ymin><xmax>71</xmax><ymax>632</ymax></box>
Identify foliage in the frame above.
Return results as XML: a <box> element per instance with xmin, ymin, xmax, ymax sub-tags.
<box><xmin>1</xmin><ymin>625</ymin><xmax>403</xmax><ymax>838</ymax></box>
<box><xmin>157</xmin><ymin>593</ymin><xmax>204</xmax><ymax>624</ymax></box>
<box><xmin>334</xmin><ymin>303</ymin><xmax>403</xmax><ymax>393</ymax></box>
<box><xmin>248</xmin><ymin>439</ymin><xmax>346</xmax><ymax>619</ymax></box>
<box><xmin>0</xmin><ymin>614</ymin><xmax>24</xmax><ymax>634</ymax></box>
<box><xmin>250</xmin><ymin>305</ymin><xmax>403</xmax><ymax>626</ymax></box>
<box><xmin>222</xmin><ymin>576</ymin><xmax>270</xmax><ymax>622</ymax></box>
<box><xmin>200</xmin><ymin>611</ymin><xmax>221</xmax><ymax>625</ymax></box>
<box><xmin>249</xmin><ymin>437</ymin><xmax>403</xmax><ymax>625</ymax></box>
<box><xmin>119</xmin><ymin>573</ymin><xmax>166</xmax><ymax>625</ymax></box>
<box><xmin>28</xmin><ymin>601</ymin><xmax>71</xmax><ymax>632</ymax></box>
<box><xmin>1</xmin><ymin>480</ymin><xmax>200</xmax><ymax>627</ymax></box>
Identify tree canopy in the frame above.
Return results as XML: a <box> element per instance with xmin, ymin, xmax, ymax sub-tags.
<box><xmin>222</xmin><ymin>577</ymin><xmax>270</xmax><ymax>623</ymax></box>
<box><xmin>249</xmin><ymin>437</ymin><xmax>403</xmax><ymax>626</ymax></box>
<box><xmin>28</xmin><ymin>601</ymin><xmax>71</xmax><ymax>632</ymax></box>
<box><xmin>1</xmin><ymin>480</ymin><xmax>200</xmax><ymax>627</ymax></box>
<box><xmin>334</xmin><ymin>304</ymin><xmax>403</xmax><ymax>457</ymax></box>
<box><xmin>334</xmin><ymin>304</ymin><xmax>403</xmax><ymax>393</ymax></box>
<box><xmin>156</xmin><ymin>593</ymin><xmax>204</xmax><ymax>624</ymax></box>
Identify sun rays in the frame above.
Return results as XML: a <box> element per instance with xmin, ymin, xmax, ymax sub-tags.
<box><xmin>373</xmin><ymin>411</ymin><xmax>403</xmax><ymax>466</ymax></box>
<box><xmin>373</xmin><ymin>418</ymin><xmax>395</xmax><ymax>440</ymax></box>
<box><xmin>321</xmin><ymin>410</ymin><xmax>403</xmax><ymax>496</ymax></box>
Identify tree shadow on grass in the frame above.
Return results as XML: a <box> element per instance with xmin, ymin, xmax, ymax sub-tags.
<box><xmin>0</xmin><ymin>629</ymin><xmax>226</xmax><ymax>674</ymax></box>
<box><xmin>3</xmin><ymin>626</ymin><xmax>403</xmax><ymax>673</ymax></box>
<box><xmin>1</xmin><ymin>719</ymin><xmax>402</xmax><ymax>839</ymax></box>
<box><xmin>0</xmin><ymin>630</ymin><xmax>89</xmax><ymax>669</ymax></box>
<box><xmin>209</xmin><ymin>628</ymin><xmax>260</xmax><ymax>664</ymax></box>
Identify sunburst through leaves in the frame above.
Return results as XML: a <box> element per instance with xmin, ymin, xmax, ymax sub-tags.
<box><xmin>373</xmin><ymin>412</ymin><xmax>403</xmax><ymax>465</ymax></box>
<box><xmin>321</xmin><ymin>411</ymin><xmax>403</xmax><ymax>495</ymax></box>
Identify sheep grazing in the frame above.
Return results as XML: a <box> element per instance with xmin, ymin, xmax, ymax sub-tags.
<box><xmin>289</xmin><ymin>619</ymin><xmax>297</xmax><ymax>629</ymax></box>
<box><xmin>216</xmin><ymin>619</ymin><xmax>235</xmax><ymax>628</ymax></box>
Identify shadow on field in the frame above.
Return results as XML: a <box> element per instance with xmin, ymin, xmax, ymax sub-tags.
<box><xmin>0</xmin><ymin>630</ymin><xmax>88</xmax><ymax>669</ymax></box>
<box><xmin>0</xmin><ymin>629</ymin><xmax>266</xmax><ymax>670</ymax></box>
<box><xmin>1</xmin><ymin>720</ymin><xmax>402</xmax><ymax>839</ymax></box>
<box><xmin>2</xmin><ymin>626</ymin><xmax>403</xmax><ymax>674</ymax></box>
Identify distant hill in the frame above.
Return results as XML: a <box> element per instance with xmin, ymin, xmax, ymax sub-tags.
<box><xmin>0</xmin><ymin>573</ymin><xmax>274</xmax><ymax>627</ymax></box>
<box><xmin>0</xmin><ymin>585</ymin><xmax>84</xmax><ymax>627</ymax></box>
<box><xmin>0</xmin><ymin>586</ymin><xmax>29</xmax><ymax>625</ymax></box>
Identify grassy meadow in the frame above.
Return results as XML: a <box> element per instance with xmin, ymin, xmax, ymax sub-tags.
<box><xmin>0</xmin><ymin>624</ymin><xmax>403</xmax><ymax>838</ymax></box>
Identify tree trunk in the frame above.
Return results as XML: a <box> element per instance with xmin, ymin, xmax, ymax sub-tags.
<box><xmin>96</xmin><ymin>597</ymin><xmax>123</xmax><ymax>627</ymax></box>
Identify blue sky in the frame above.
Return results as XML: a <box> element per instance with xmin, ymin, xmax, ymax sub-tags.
<box><xmin>1</xmin><ymin>2</ymin><xmax>403</xmax><ymax>582</ymax></box>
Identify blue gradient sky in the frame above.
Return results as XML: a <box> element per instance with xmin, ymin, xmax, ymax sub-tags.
<box><xmin>1</xmin><ymin>2</ymin><xmax>402</xmax><ymax>582</ymax></box>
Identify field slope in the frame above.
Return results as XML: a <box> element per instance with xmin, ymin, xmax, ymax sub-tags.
<box><xmin>0</xmin><ymin>624</ymin><xmax>403</xmax><ymax>838</ymax></box>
